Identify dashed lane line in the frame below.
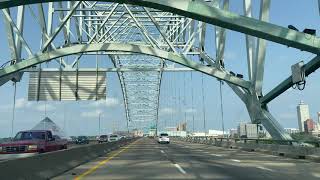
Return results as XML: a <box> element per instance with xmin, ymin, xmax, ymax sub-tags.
<box><xmin>174</xmin><ymin>164</ymin><xmax>187</xmax><ymax>174</ymax></box>
<box><xmin>231</xmin><ymin>159</ymin><xmax>241</xmax><ymax>163</ymax></box>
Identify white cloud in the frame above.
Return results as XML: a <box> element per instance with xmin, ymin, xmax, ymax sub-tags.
<box><xmin>0</xmin><ymin>98</ymin><xmax>57</xmax><ymax>112</ymax></box>
<box><xmin>87</xmin><ymin>97</ymin><xmax>120</xmax><ymax>108</ymax></box>
<box><xmin>185</xmin><ymin>108</ymin><xmax>197</xmax><ymax>113</ymax></box>
<box><xmin>160</xmin><ymin>107</ymin><xmax>176</xmax><ymax>115</ymax></box>
<box><xmin>34</xmin><ymin>104</ymin><xmax>56</xmax><ymax>112</ymax></box>
<box><xmin>224</xmin><ymin>51</ymin><xmax>237</xmax><ymax>61</ymax></box>
<box><xmin>15</xmin><ymin>98</ymin><xmax>33</xmax><ymax>109</ymax></box>
<box><xmin>80</xmin><ymin>109</ymin><xmax>103</xmax><ymax>118</ymax></box>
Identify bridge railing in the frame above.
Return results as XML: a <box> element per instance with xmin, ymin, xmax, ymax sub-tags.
<box><xmin>179</xmin><ymin>136</ymin><xmax>320</xmax><ymax>147</ymax></box>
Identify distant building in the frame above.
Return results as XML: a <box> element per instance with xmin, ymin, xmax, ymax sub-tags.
<box><xmin>229</xmin><ymin>128</ymin><xmax>238</xmax><ymax>138</ymax></box>
<box><xmin>208</xmin><ymin>129</ymin><xmax>225</xmax><ymax>137</ymax></box>
<box><xmin>284</xmin><ymin>128</ymin><xmax>300</xmax><ymax>134</ymax></box>
<box><xmin>317</xmin><ymin>112</ymin><xmax>320</xmax><ymax>131</ymax></box>
<box><xmin>32</xmin><ymin>117</ymin><xmax>66</xmax><ymax>138</ymax></box>
<box><xmin>132</xmin><ymin>129</ymin><xmax>143</xmax><ymax>137</ymax></box>
<box><xmin>165</xmin><ymin>127</ymin><xmax>177</xmax><ymax>132</ymax></box>
<box><xmin>246</xmin><ymin>124</ymin><xmax>258</xmax><ymax>138</ymax></box>
<box><xmin>177</xmin><ymin>122</ymin><xmax>187</xmax><ymax>131</ymax></box>
<box><xmin>304</xmin><ymin>119</ymin><xmax>316</xmax><ymax>133</ymax></box>
<box><xmin>191</xmin><ymin>132</ymin><xmax>206</xmax><ymax>137</ymax></box>
<box><xmin>237</xmin><ymin>123</ymin><xmax>258</xmax><ymax>138</ymax></box>
<box><xmin>297</xmin><ymin>101</ymin><xmax>310</xmax><ymax>132</ymax></box>
<box><xmin>238</xmin><ymin>123</ymin><xmax>247</xmax><ymax>138</ymax></box>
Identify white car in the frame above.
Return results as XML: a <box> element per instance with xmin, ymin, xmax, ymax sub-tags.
<box><xmin>108</xmin><ymin>134</ymin><xmax>119</xmax><ymax>142</ymax></box>
<box><xmin>158</xmin><ymin>133</ymin><xmax>170</xmax><ymax>144</ymax></box>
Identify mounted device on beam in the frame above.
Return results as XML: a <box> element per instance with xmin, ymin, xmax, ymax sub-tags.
<box><xmin>291</xmin><ymin>61</ymin><xmax>306</xmax><ymax>90</ymax></box>
<box><xmin>28</xmin><ymin>70</ymin><xmax>106</xmax><ymax>101</ymax></box>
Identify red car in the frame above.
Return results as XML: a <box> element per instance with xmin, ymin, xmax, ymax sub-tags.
<box><xmin>0</xmin><ymin>130</ymin><xmax>67</xmax><ymax>154</ymax></box>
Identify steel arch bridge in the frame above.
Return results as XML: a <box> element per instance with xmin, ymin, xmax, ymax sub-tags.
<box><xmin>0</xmin><ymin>0</ymin><xmax>320</xmax><ymax>140</ymax></box>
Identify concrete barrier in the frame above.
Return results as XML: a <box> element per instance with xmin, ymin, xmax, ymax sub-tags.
<box><xmin>178</xmin><ymin>137</ymin><xmax>320</xmax><ymax>162</ymax></box>
<box><xmin>0</xmin><ymin>138</ymin><xmax>137</xmax><ymax>180</ymax></box>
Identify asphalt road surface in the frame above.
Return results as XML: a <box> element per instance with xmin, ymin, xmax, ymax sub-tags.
<box><xmin>53</xmin><ymin>137</ymin><xmax>320</xmax><ymax>180</ymax></box>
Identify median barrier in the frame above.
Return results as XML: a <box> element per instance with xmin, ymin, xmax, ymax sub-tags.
<box><xmin>177</xmin><ymin>137</ymin><xmax>320</xmax><ymax>162</ymax></box>
<box><xmin>0</xmin><ymin>138</ymin><xmax>137</xmax><ymax>180</ymax></box>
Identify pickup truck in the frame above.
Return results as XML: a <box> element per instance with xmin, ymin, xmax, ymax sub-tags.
<box><xmin>0</xmin><ymin>130</ymin><xmax>67</xmax><ymax>154</ymax></box>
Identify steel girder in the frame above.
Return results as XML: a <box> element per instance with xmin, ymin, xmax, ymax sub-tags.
<box><xmin>0</xmin><ymin>0</ymin><xmax>319</xmax><ymax>54</ymax></box>
<box><xmin>0</xmin><ymin>43</ymin><xmax>250</xmax><ymax>89</ymax></box>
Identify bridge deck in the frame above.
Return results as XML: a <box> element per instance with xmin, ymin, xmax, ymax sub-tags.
<box><xmin>54</xmin><ymin>138</ymin><xmax>320</xmax><ymax>180</ymax></box>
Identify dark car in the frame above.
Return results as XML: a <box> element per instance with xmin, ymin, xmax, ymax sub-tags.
<box><xmin>75</xmin><ymin>136</ymin><xmax>89</xmax><ymax>144</ymax></box>
<box><xmin>97</xmin><ymin>135</ymin><xmax>108</xmax><ymax>143</ymax></box>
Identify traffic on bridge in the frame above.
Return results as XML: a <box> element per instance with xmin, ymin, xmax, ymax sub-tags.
<box><xmin>0</xmin><ymin>0</ymin><xmax>320</xmax><ymax>179</ymax></box>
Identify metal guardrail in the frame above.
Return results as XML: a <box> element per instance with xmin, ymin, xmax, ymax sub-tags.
<box><xmin>178</xmin><ymin>137</ymin><xmax>320</xmax><ymax>148</ymax></box>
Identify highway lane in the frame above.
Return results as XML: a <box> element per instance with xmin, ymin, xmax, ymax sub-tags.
<box><xmin>53</xmin><ymin>138</ymin><xmax>320</xmax><ymax>180</ymax></box>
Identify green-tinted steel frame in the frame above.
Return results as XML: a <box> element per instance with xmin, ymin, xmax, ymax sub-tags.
<box><xmin>0</xmin><ymin>0</ymin><xmax>319</xmax><ymax>54</ymax></box>
<box><xmin>0</xmin><ymin>43</ymin><xmax>251</xmax><ymax>89</ymax></box>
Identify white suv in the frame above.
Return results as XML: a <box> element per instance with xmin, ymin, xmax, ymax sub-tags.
<box><xmin>108</xmin><ymin>134</ymin><xmax>119</xmax><ymax>142</ymax></box>
<box><xmin>158</xmin><ymin>133</ymin><xmax>170</xmax><ymax>144</ymax></box>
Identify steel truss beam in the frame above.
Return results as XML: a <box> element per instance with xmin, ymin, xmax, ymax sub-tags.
<box><xmin>0</xmin><ymin>0</ymin><xmax>319</xmax><ymax>54</ymax></box>
<box><xmin>0</xmin><ymin>43</ymin><xmax>250</xmax><ymax>89</ymax></box>
<box><xmin>23</xmin><ymin>67</ymin><xmax>194</xmax><ymax>72</ymax></box>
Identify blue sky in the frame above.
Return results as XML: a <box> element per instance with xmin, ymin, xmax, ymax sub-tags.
<box><xmin>0</xmin><ymin>1</ymin><xmax>320</xmax><ymax>137</ymax></box>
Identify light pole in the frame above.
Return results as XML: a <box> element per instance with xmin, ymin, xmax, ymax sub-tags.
<box><xmin>98</xmin><ymin>113</ymin><xmax>102</xmax><ymax>136</ymax></box>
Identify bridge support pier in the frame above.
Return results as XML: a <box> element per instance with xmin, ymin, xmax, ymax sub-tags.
<box><xmin>244</xmin><ymin>91</ymin><xmax>292</xmax><ymax>140</ymax></box>
<box><xmin>228</xmin><ymin>84</ymin><xmax>291</xmax><ymax>140</ymax></box>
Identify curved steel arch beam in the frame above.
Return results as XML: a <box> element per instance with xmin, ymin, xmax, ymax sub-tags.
<box><xmin>0</xmin><ymin>0</ymin><xmax>319</xmax><ymax>54</ymax></box>
<box><xmin>0</xmin><ymin>43</ymin><xmax>251</xmax><ymax>89</ymax></box>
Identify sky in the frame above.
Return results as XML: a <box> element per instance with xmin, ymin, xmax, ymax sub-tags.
<box><xmin>1</xmin><ymin>1</ymin><xmax>320</xmax><ymax>138</ymax></box>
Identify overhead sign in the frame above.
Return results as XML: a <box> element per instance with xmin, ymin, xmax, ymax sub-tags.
<box><xmin>28</xmin><ymin>71</ymin><xmax>106</xmax><ymax>101</ymax></box>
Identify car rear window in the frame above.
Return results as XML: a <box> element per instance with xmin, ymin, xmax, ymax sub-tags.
<box><xmin>110</xmin><ymin>135</ymin><xmax>118</xmax><ymax>138</ymax></box>
<box><xmin>100</xmin><ymin>135</ymin><xmax>108</xmax><ymax>138</ymax></box>
<box><xmin>160</xmin><ymin>133</ymin><xmax>168</xmax><ymax>136</ymax></box>
<box><xmin>14</xmin><ymin>131</ymin><xmax>46</xmax><ymax>140</ymax></box>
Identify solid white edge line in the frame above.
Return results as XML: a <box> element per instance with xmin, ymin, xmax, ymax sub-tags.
<box><xmin>231</xmin><ymin>159</ymin><xmax>241</xmax><ymax>162</ymax></box>
<box><xmin>174</xmin><ymin>164</ymin><xmax>187</xmax><ymax>174</ymax></box>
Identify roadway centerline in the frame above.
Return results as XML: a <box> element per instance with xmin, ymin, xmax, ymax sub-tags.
<box><xmin>74</xmin><ymin>139</ymin><xmax>140</xmax><ymax>180</ymax></box>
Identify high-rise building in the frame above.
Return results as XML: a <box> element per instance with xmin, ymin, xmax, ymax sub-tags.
<box><xmin>297</xmin><ymin>101</ymin><xmax>310</xmax><ymax>132</ymax></box>
<box><xmin>304</xmin><ymin>119</ymin><xmax>316</xmax><ymax>133</ymax></box>
<box><xmin>317</xmin><ymin>112</ymin><xmax>320</xmax><ymax>125</ymax></box>
<box><xmin>284</xmin><ymin>128</ymin><xmax>299</xmax><ymax>134</ymax></box>
<box><xmin>237</xmin><ymin>123</ymin><xmax>258</xmax><ymax>138</ymax></box>
<box><xmin>246</xmin><ymin>124</ymin><xmax>258</xmax><ymax>138</ymax></box>
<box><xmin>238</xmin><ymin>123</ymin><xmax>247</xmax><ymax>138</ymax></box>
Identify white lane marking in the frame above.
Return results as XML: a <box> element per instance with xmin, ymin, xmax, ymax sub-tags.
<box><xmin>174</xmin><ymin>164</ymin><xmax>187</xmax><ymax>174</ymax></box>
<box><xmin>195</xmin><ymin>149</ymin><xmax>204</xmax><ymax>151</ymax></box>
<box><xmin>160</xmin><ymin>150</ymin><xmax>165</xmax><ymax>154</ymax></box>
<box><xmin>211</xmin><ymin>154</ymin><xmax>223</xmax><ymax>157</ymax></box>
<box><xmin>257</xmin><ymin>166</ymin><xmax>274</xmax><ymax>172</ymax></box>
<box><xmin>231</xmin><ymin>159</ymin><xmax>241</xmax><ymax>162</ymax></box>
